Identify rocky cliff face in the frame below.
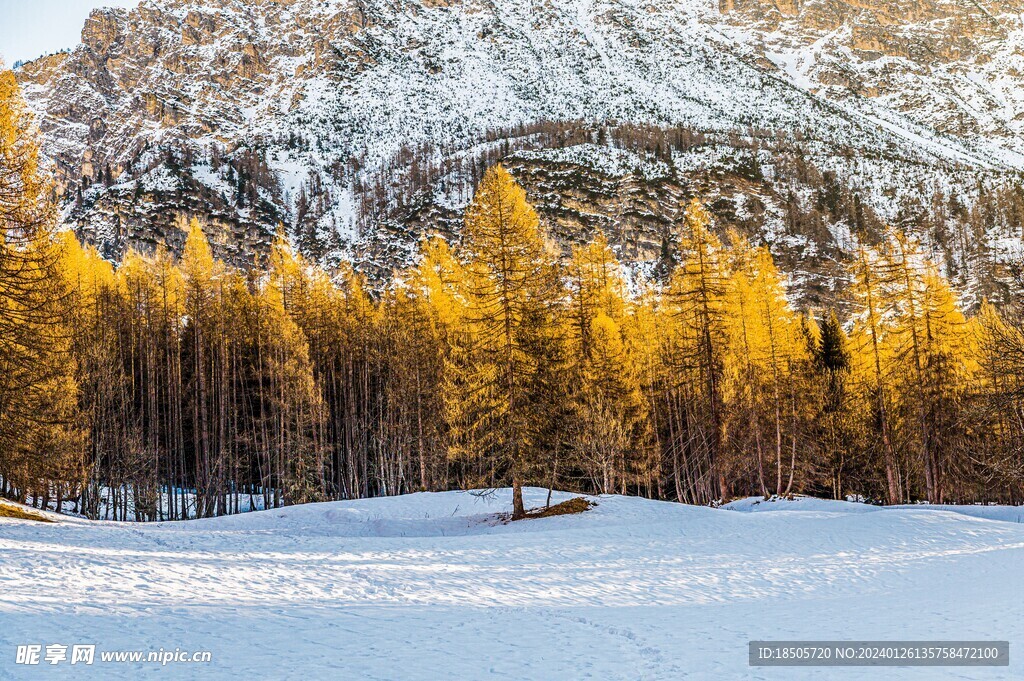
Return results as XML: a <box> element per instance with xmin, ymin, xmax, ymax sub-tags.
<box><xmin>718</xmin><ymin>0</ymin><xmax>1024</xmax><ymax>147</ymax></box>
<box><xmin>13</xmin><ymin>0</ymin><xmax>1024</xmax><ymax>303</ymax></box>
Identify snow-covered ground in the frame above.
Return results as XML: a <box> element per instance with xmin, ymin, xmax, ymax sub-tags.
<box><xmin>1</xmin><ymin>489</ymin><xmax>1022</xmax><ymax>679</ymax></box>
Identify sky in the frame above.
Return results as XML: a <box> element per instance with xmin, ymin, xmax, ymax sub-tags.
<box><xmin>0</xmin><ymin>0</ymin><xmax>141</xmax><ymax>66</ymax></box>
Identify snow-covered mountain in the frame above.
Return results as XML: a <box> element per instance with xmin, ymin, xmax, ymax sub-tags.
<box><xmin>721</xmin><ymin>0</ymin><xmax>1024</xmax><ymax>162</ymax></box>
<box><xmin>14</xmin><ymin>0</ymin><xmax>1024</xmax><ymax>304</ymax></box>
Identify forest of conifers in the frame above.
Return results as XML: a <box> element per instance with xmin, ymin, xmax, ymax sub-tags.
<box><xmin>3</xmin><ymin>72</ymin><xmax>1024</xmax><ymax>521</ymax></box>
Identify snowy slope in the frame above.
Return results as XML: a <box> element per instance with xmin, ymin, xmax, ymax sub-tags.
<box><xmin>1</xmin><ymin>488</ymin><xmax>1022</xmax><ymax>679</ymax></box>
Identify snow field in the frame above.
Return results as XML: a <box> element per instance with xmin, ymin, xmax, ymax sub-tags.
<box><xmin>0</xmin><ymin>489</ymin><xmax>1022</xmax><ymax>679</ymax></box>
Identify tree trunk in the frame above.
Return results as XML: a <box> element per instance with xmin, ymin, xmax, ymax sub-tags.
<box><xmin>512</xmin><ymin>467</ymin><xmax>526</xmax><ymax>520</ymax></box>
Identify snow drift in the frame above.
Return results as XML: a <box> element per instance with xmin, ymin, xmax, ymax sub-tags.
<box><xmin>1</xmin><ymin>489</ymin><xmax>1022</xmax><ymax>679</ymax></box>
